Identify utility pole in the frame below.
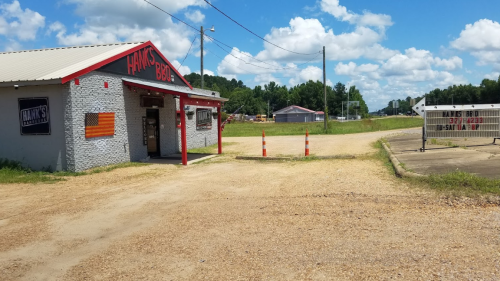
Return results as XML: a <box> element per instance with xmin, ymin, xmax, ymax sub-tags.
<box><xmin>347</xmin><ymin>86</ymin><xmax>350</xmax><ymax>121</ymax></box>
<box><xmin>200</xmin><ymin>25</ymin><xmax>215</xmax><ymax>89</ymax></box>
<box><xmin>200</xmin><ymin>26</ymin><xmax>204</xmax><ymax>89</ymax></box>
<box><xmin>267</xmin><ymin>100</ymin><xmax>270</xmax><ymax>121</ymax></box>
<box><xmin>323</xmin><ymin>46</ymin><xmax>327</xmax><ymax>131</ymax></box>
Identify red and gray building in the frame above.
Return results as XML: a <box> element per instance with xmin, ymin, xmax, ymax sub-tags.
<box><xmin>0</xmin><ymin>41</ymin><xmax>227</xmax><ymax>171</ymax></box>
<box><xmin>273</xmin><ymin>105</ymin><xmax>325</xmax><ymax>122</ymax></box>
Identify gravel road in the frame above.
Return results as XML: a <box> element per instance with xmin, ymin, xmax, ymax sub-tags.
<box><xmin>0</xmin><ymin>129</ymin><xmax>498</xmax><ymax>280</ymax></box>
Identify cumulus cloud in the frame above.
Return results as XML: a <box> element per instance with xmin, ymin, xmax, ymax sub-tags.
<box><xmin>254</xmin><ymin>74</ymin><xmax>281</xmax><ymax>87</ymax></box>
<box><xmin>50</xmin><ymin>0</ymin><xmax>206</xmax><ymax>59</ymax></box>
<box><xmin>185</xmin><ymin>10</ymin><xmax>205</xmax><ymax>23</ymax></box>
<box><xmin>255</xmin><ymin>17</ymin><xmax>398</xmax><ymax>62</ymax></box>
<box><xmin>217</xmin><ymin>47</ymin><xmax>286</xmax><ymax>76</ymax></box>
<box><xmin>451</xmin><ymin>19</ymin><xmax>500</xmax><ymax>69</ymax></box>
<box><xmin>320</xmin><ymin>0</ymin><xmax>393</xmax><ymax>29</ymax></box>
<box><xmin>171</xmin><ymin>60</ymin><xmax>191</xmax><ymax>75</ymax></box>
<box><xmin>288</xmin><ymin>66</ymin><xmax>332</xmax><ymax>87</ymax></box>
<box><xmin>0</xmin><ymin>0</ymin><xmax>45</xmax><ymax>41</ymax></box>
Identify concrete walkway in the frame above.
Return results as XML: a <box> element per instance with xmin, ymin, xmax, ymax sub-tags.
<box><xmin>386</xmin><ymin>131</ymin><xmax>500</xmax><ymax>179</ymax></box>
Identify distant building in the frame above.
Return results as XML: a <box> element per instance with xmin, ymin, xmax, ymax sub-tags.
<box><xmin>273</xmin><ymin>105</ymin><xmax>319</xmax><ymax>122</ymax></box>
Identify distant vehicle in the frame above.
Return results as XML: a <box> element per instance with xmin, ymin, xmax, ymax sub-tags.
<box><xmin>255</xmin><ymin>114</ymin><xmax>267</xmax><ymax>122</ymax></box>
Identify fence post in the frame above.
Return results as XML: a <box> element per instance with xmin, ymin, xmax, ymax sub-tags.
<box><xmin>305</xmin><ymin>129</ymin><xmax>309</xmax><ymax>156</ymax></box>
<box><xmin>262</xmin><ymin>130</ymin><xmax>267</xmax><ymax>157</ymax></box>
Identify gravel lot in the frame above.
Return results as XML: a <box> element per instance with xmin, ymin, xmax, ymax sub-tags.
<box><xmin>1</xmin><ymin>129</ymin><xmax>499</xmax><ymax>280</ymax></box>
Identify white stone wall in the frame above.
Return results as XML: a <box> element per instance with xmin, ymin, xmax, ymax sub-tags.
<box><xmin>66</xmin><ymin>71</ymin><xmax>178</xmax><ymax>171</ymax></box>
<box><xmin>176</xmin><ymin>102</ymin><xmax>221</xmax><ymax>151</ymax></box>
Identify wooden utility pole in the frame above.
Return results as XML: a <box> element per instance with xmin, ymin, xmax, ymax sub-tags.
<box><xmin>323</xmin><ymin>46</ymin><xmax>327</xmax><ymax>131</ymax></box>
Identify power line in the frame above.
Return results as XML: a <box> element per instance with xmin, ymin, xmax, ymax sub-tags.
<box><xmin>203</xmin><ymin>0</ymin><xmax>319</xmax><ymax>56</ymax></box>
<box><xmin>178</xmin><ymin>35</ymin><xmax>198</xmax><ymax>68</ymax></box>
<box><xmin>205</xmin><ymin>35</ymin><xmax>322</xmax><ymax>72</ymax></box>
<box><xmin>143</xmin><ymin>0</ymin><xmax>323</xmax><ymax>74</ymax></box>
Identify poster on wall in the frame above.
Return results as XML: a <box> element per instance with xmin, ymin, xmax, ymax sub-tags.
<box><xmin>18</xmin><ymin>97</ymin><xmax>51</xmax><ymax>135</ymax></box>
<box><xmin>196</xmin><ymin>108</ymin><xmax>212</xmax><ymax>130</ymax></box>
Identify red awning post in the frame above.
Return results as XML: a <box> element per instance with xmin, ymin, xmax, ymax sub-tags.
<box><xmin>218</xmin><ymin>107</ymin><xmax>222</xmax><ymax>154</ymax></box>
<box><xmin>180</xmin><ymin>96</ymin><xmax>188</xmax><ymax>165</ymax></box>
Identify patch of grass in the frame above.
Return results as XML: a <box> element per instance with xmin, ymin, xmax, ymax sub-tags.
<box><xmin>372</xmin><ymin>140</ymin><xmax>397</xmax><ymax>175</ymax></box>
<box><xmin>413</xmin><ymin>171</ymin><xmax>500</xmax><ymax>197</ymax></box>
<box><xmin>373</xmin><ymin>141</ymin><xmax>500</xmax><ymax>198</ymax></box>
<box><xmin>187</xmin><ymin>142</ymin><xmax>237</xmax><ymax>154</ymax></box>
<box><xmin>0</xmin><ymin>159</ymin><xmax>148</xmax><ymax>184</ymax></box>
<box><xmin>428</xmin><ymin>138</ymin><xmax>459</xmax><ymax>147</ymax></box>
<box><xmin>222</xmin><ymin>117</ymin><xmax>424</xmax><ymax>137</ymax></box>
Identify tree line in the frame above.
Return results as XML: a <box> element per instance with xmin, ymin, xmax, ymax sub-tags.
<box><xmin>184</xmin><ymin>73</ymin><xmax>369</xmax><ymax>118</ymax></box>
<box><xmin>379</xmin><ymin>76</ymin><xmax>500</xmax><ymax>115</ymax></box>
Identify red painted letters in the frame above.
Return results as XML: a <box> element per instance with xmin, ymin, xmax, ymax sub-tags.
<box><xmin>126</xmin><ymin>47</ymin><xmax>170</xmax><ymax>82</ymax></box>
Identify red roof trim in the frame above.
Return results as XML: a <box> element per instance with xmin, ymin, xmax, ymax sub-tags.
<box><xmin>148</xmin><ymin>42</ymin><xmax>193</xmax><ymax>90</ymax></box>
<box><xmin>61</xmin><ymin>41</ymin><xmax>193</xmax><ymax>89</ymax></box>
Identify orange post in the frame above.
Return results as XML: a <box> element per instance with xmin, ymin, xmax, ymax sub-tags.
<box><xmin>305</xmin><ymin>129</ymin><xmax>309</xmax><ymax>156</ymax></box>
<box><xmin>262</xmin><ymin>130</ymin><xmax>267</xmax><ymax>157</ymax></box>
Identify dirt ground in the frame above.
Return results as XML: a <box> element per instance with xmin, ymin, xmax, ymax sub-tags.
<box><xmin>1</xmin><ymin>129</ymin><xmax>499</xmax><ymax>280</ymax></box>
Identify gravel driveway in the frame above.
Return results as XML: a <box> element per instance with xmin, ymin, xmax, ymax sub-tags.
<box><xmin>0</xmin><ymin>129</ymin><xmax>498</xmax><ymax>280</ymax></box>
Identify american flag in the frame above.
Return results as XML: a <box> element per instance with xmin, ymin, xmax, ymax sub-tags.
<box><xmin>85</xmin><ymin>113</ymin><xmax>115</xmax><ymax>138</ymax></box>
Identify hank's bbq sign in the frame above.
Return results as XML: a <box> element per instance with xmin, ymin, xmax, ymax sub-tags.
<box><xmin>18</xmin><ymin>97</ymin><xmax>51</xmax><ymax>135</ymax></box>
<box><xmin>426</xmin><ymin>109</ymin><xmax>500</xmax><ymax>138</ymax></box>
<box><xmin>98</xmin><ymin>46</ymin><xmax>186</xmax><ymax>86</ymax></box>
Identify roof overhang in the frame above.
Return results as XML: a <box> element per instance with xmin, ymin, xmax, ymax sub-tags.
<box><xmin>0</xmin><ymin>79</ymin><xmax>61</xmax><ymax>88</ymax></box>
<box><xmin>122</xmin><ymin>78</ymin><xmax>228</xmax><ymax>102</ymax></box>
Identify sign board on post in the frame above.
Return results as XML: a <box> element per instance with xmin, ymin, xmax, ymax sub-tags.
<box><xmin>426</xmin><ymin>109</ymin><xmax>500</xmax><ymax>138</ymax></box>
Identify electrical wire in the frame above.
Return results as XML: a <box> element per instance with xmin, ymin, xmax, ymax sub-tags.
<box><xmin>178</xmin><ymin>35</ymin><xmax>198</xmax><ymax>68</ymax></box>
<box><xmin>203</xmin><ymin>0</ymin><xmax>319</xmax><ymax>56</ymax></box>
<box><xmin>205</xmin><ymin>35</ymin><xmax>323</xmax><ymax>71</ymax></box>
<box><xmin>143</xmin><ymin>0</ymin><xmax>324</xmax><ymax>75</ymax></box>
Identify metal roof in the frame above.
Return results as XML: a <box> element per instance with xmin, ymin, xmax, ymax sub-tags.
<box><xmin>273</xmin><ymin>105</ymin><xmax>316</xmax><ymax>115</ymax></box>
<box><xmin>122</xmin><ymin>78</ymin><xmax>228</xmax><ymax>102</ymax></box>
<box><xmin>0</xmin><ymin>42</ymin><xmax>144</xmax><ymax>84</ymax></box>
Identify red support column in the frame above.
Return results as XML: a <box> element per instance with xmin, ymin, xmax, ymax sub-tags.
<box><xmin>180</xmin><ymin>96</ymin><xmax>188</xmax><ymax>165</ymax></box>
<box><xmin>218</xmin><ymin>107</ymin><xmax>222</xmax><ymax>154</ymax></box>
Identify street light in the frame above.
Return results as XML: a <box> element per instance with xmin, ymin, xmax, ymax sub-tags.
<box><xmin>200</xmin><ymin>25</ymin><xmax>215</xmax><ymax>89</ymax></box>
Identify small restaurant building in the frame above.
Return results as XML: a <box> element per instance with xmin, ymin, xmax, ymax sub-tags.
<box><xmin>0</xmin><ymin>41</ymin><xmax>228</xmax><ymax>172</ymax></box>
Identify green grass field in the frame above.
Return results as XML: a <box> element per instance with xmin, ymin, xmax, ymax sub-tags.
<box><xmin>222</xmin><ymin>117</ymin><xmax>424</xmax><ymax>137</ymax></box>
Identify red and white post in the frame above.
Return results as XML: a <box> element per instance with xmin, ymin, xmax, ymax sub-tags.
<box><xmin>262</xmin><ymin>130</ymin><xmax>267</xmax><ymax>157</ymax></box>
<box><xmin>305</xmin><ymin>129</ymin><xmax>310</xmax><ymax>156</ymax></box>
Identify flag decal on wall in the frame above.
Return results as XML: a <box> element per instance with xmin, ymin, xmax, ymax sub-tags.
<box><xmin>85</xmin><ymin>113</ymin><xmax>115</xmax><ymax>138</ymax></box>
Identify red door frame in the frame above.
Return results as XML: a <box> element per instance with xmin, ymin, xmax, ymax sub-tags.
<box><xmin>123</xmin><ymin>80</ymin><xmax>223</xmax><ymax>165</ymax></box>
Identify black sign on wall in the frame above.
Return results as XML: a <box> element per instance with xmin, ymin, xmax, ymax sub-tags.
<box><xmin>196</xmin><ymin>108</ymin><xmax>212</xmax><ymax>130</ymax></box>
<box><xmin>18</xmin><ymin>97</ymin><xmax>51</xmax><ymax>135</ymax></box>
<box><xmin>98</xmin><ymin>46</ymin><xmax>189</xmax><ymax>87</ymax></box>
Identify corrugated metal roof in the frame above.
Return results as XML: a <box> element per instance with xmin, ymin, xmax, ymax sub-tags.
<box><xmin>0</xmin><ymin>42</ymin><xmax>144</xmax><ymax>84</ymax></box>
<box><xmin>122</xmin><ymin>78</ymin><xmax>228</xmax><ymax>102</ymax></box>
<box><xmin>273</xmin><ymin>105</ymin><xmax>315</xmax><ymax>115</ymax></box>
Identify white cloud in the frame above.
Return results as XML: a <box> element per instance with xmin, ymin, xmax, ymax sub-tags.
<box><xmin>451</xmin><ymin>19</ymin><xmax>500</xmax><ymax>69</ymax></box>
<box><xmin>434</xmin><ymin>56</ymin><xmax>462</xmax><ymax>71</ymax></box>
<box><xmin>217</xmin><ymin>47</ymin><xmax>285</xmax><ymax>76</ymax></box>
<box><xmin>255</xmin><ymin>17</ymin><xmax>397</xmax><ymax>63</ymax></box>
<box><xmin>254</xmin><ymin>74</ymin><xmax>281</xmax><ymax>87</ymax></box>
<box><xmin>288</xmin><ymin>66</ymin><xmax>332</xmax><ymax>86</ymax></box>
<box><xmin>484</xmin><ymin>72</ymin><xmax>500</xmax><ymax>80</ymax></box>
<box><xmin>0</xmin><ymin>0</ymin><xmax>45</xmax><ymax>41</ymax></box>
<box><xmin>320</xmin><ymin>0</ymin><xmax>393</xmax><ymax>29</ymax></box>
<box><xmin>50</xmin><ymin>0</ymin><xmax>207</xmax><ymax>60</ymax></box>
<box><xmin>185</xmin><ymin>10</ymin><xmax>205</xmax><ymax>23</ymax></box>
<box><xmin>195</xmin><ymin>69</ymin><xmax>214</xmax><ymax>76</ymax></box>
<box><xmin>171</xmin><ymin>60</ymin><xmax>191</xmax><ymax>75</ymax></box>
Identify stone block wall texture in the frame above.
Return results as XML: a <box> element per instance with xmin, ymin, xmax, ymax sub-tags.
<box><xmin>67</xmin><ymin>72</ymin><xmax>178</xmax><ymax>171</ymax></box>
<box><xmin>0</xmin><ymin>84</ymin><xmax>68</xmax><ymax>171</ymax></box>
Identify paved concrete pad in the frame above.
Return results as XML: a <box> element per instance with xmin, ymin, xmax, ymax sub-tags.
<box><xmin>387</xmin><ymin>134</ymin><xmax>500</xmax><ymax>179</ymax></box>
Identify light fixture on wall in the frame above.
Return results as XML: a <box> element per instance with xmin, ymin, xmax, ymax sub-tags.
<box><xmin>171</xmin><ymin>75</ymin><xmax>175</xmax><ymax>82</ymax></box>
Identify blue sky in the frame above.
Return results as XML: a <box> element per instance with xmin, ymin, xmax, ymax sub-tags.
<box><xmin>1</xmin><ymin>0</ymin><xmax>500</xmax><ymax>111</ymax></box>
